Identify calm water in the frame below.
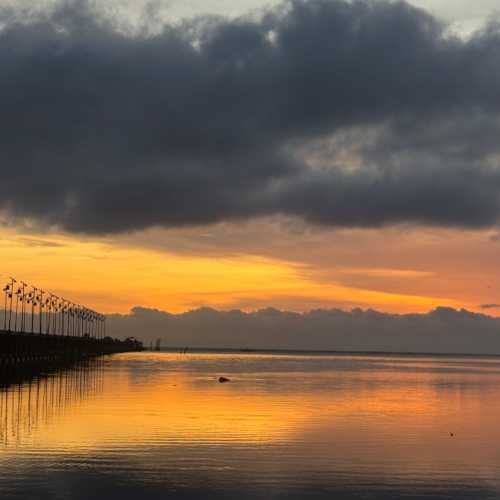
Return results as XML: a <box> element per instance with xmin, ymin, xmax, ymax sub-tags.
<box><xmin>1</xmin><ymin>351</ymin><xmax>500</xmax><ymax>499</ymax></box>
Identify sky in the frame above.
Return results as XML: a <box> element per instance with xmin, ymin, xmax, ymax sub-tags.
<box><xmin>0</xmin><ymin>0</ymin><xmax>500</xmax><ymax>328</ymax></box>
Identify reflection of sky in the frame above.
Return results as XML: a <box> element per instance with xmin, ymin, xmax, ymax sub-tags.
<box><xmin>2</xmin><ymin>352</ymin><xmax>500</xmax><ymax>499</ymax></box>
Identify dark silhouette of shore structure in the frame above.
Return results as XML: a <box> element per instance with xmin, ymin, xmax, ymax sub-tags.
<box><xmin>1</xmin><ymin>277</ymin><xmax>142</xmax><ymax>368</ymax></box>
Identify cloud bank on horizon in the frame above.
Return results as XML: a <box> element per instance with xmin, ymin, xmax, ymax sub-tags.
<box><xmin>1</xmin><ymin>0</ymin><xmax>500</xmax><ymax>234</ymax></box>
<box><xmin>109</xmin><ymin>306</ymin><xmax>500</xmax><ymax>354</ymax></box>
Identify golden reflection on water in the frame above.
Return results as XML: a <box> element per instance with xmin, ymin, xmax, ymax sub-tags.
<box><xmin>0</xmin><ymin>353</ymin><xmax>499</xmax><ymax>447</ymax></box>
<box><xmin>0</xmin><ymin>354</ymin><xmax>443</xmax><ymax>447</ymax></box>
<box><xmin>2</xmin><ymin>352</ymin><xmax>500</xmax><ymax>498</ymax></box>
<box><xmin>0</xmin><ymin>361</ymin><xmax>104</xmax><ymax>447</ymax></box>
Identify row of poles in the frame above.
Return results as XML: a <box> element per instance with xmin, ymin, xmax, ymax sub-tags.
<box><xmin>2</xmin><ymin>277</ymin><xmax>106</xmax><ymax>339</ymax></box>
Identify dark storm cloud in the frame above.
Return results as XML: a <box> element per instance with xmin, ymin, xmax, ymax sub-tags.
<box><xmin>1</xmin><ymin>0</ymin><xmax>500</xmax><ymax>233</ymax></box>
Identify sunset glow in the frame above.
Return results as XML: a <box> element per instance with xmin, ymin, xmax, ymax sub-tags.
<box><xmin>0</xmin><ymin>225</ymin><xmax>480</xmax><ymax>315</ymax></box>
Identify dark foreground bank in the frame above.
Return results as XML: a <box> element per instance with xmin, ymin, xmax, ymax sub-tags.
<box><xmin>0</xmin><ymin>331</ymin><xmax>143</xmax><ymax>370</ymax></box>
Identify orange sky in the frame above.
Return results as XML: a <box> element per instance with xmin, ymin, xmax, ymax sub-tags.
<box><xmin>0</xmin><ymin>218</ymin><xmax>498</xmax><ymax>316</ymax></box>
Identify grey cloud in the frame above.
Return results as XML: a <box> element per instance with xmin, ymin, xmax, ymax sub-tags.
<box><xmin>480</xmin><ymin>303</ymin><xmax>500</xmax><ymax>309</ymax></box>
<box><xmin>1</xmin><ymin>0</ymin><xmax>500</xmax><ymax>233</ymax></box>
<box><xmin>108</xmin><ymin>306</ymin><xmax>500</xmax><ymax>355</ymax></box>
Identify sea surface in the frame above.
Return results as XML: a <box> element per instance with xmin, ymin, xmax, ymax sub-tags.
<box><xmin>1</xmin><ymin>351</ymin><xmax>500</xmax><ymax>499</ymax></box>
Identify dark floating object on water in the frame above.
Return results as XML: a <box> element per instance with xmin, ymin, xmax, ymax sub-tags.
<box><xmin>450</xmin><ymin>432</ymin><xmax>454</xmax><ymax>437</ymax></box>
<box><xmin>218</xmin><ymin>376</ymin><xmax>230</xmax><ymax>383</ymax></box>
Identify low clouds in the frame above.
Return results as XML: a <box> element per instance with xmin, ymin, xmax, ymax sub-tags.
<box><xmin>1</xmin><ymin>0</ymin><xmax>500</xmax><ymax>233</ymax></box>
<box><xmin>108</xmin><ymin>306</ymin><xmax>500</xmax><ymax>354</ymax></box>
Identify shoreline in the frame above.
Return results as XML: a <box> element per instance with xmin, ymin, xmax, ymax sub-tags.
<box><xmin>149</xmin><ymin>347</ymin><xmax>500</xmax><ymax>359</ymax></box>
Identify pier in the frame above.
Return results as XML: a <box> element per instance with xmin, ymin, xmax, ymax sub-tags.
<box><xmin>1</xmin><ymin>277</ymin><xmax>142</xmax><ymax>368</ymax></box>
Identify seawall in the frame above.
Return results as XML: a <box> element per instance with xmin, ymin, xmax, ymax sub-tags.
<box><xmin>0</xmin><ymin>331</ymin><xmax>142</xmax><ymax>368</ymax></box>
